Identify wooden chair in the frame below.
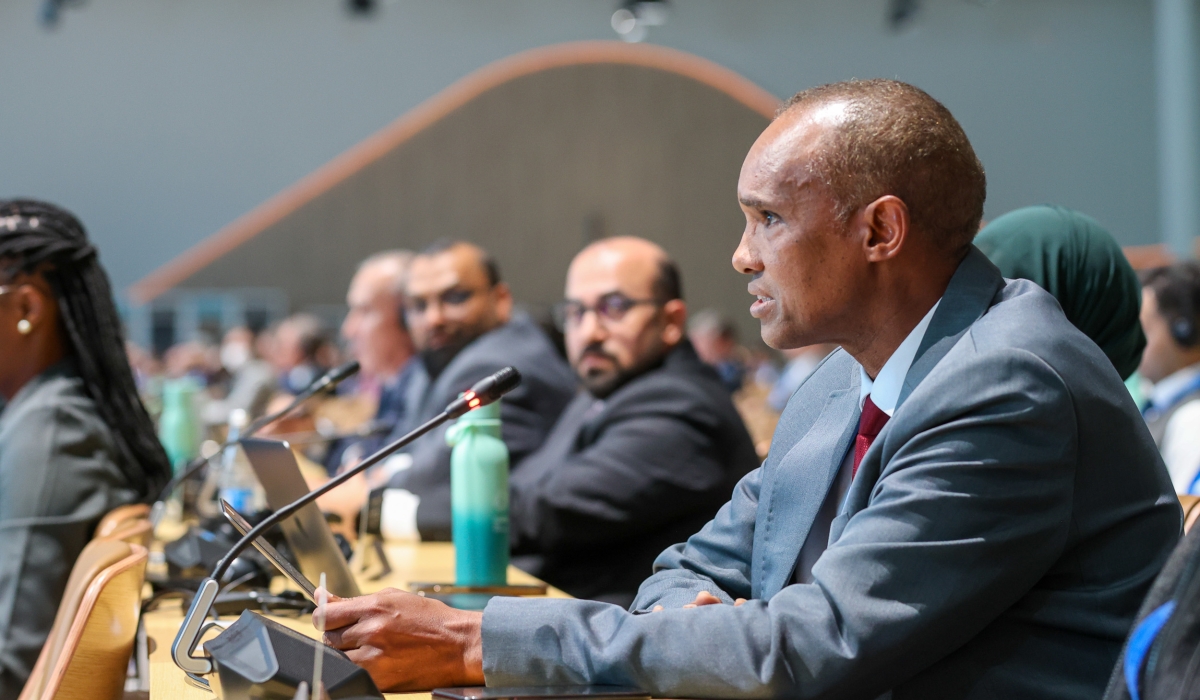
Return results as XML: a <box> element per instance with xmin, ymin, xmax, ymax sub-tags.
<box><xmin>17</xmin><ymin>540</ymin><xmax>147</xmax><ymax>700</ymax></box>
<box><xmin>96</xmin><ymin>518</ymin><xmax>153</xmax><ymax>548</ymax></box>
<box><xmin>92</xmin><ymin>504</ymin><xmax>151</xmax><ymax>541</ymax></box>
<box><xmin>1180</xmin><ymin>494</ymin><xmax>1200</xmax><ymax>534</ymax></box>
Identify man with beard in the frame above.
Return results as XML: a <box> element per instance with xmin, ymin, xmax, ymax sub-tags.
<box><xmin>507</xmin><ymin>237</ymin><xmax>759</xmax><ymax>607</ymax></box>
<box><xmin>370</xmin><ymin>240</ymin><xmax>576</xmax><ymax>540</ymax></box>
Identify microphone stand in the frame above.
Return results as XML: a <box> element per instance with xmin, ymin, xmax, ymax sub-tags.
<box><xmin>171</xmin><ymin>367</ymin><xmax>518</xmax><ymax>677</ymax></box>
<box><xmin>150</xmin><ymin>361</ymin><xmax>360</xmax><ymax>528</ymax></box>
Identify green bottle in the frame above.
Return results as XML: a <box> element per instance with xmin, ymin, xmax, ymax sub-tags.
<box><xmin>158</xmin><ymin>376</ymin><xmax>201</xmax><ymax>474</ymax></box>
<box><xmin>446</xmin><ymin>400</ymin><xmax>509</xmax><ymax>586</ymax></box>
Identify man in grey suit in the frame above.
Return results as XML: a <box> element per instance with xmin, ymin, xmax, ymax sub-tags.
<box><xmin>317</xmin><ymin>80</ymin><xmax>1180</xmax><ymax>699</ymax></box>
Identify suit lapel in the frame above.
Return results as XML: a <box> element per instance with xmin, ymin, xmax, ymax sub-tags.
<box><xmin>833</xmin><ymin>248</ymin><xmax>1006</xmax><ymax>543</ymax></box>
<box><xmin>897</xmin><ymin>247</ymin><xmax>1005</xmax><ymax>409</ymax></box>
<box><xmin>753</xmin><ymin>373</ymin><xmax>860</xmax><ymax>599</ymax></box>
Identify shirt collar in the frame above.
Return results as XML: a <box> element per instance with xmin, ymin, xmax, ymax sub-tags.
<box><xmin>859</xmin><ymin>299</ymin><xmax>941</xmax><ymax>416</ymax></box>
<box><xmin>1148</xmin><ymin>362</ymin><xmax>1200</xmax><ymax>410</ymax></box>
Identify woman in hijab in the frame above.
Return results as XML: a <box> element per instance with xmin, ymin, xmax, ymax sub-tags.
<box><xmin>975</xmin><ymin>205</ymin><xmax>1146</xmax><ymax>382</ymax></box>
<box><xmin>0</xmin><ymin>199</ymin><xmax>171</xmax><ymax>699</ymax></box>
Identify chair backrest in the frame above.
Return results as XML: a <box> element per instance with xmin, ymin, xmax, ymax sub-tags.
<box><xmin>1179</xmin><ymin>494</ymin><xmax>1200</xmax><ymax>534</ymax></box>
<box><xmin>96</xmin><ymin>518</ymin><xmax>153</xmax><ymax>547</ymax></box>
<box><xmin>17</xmin><ymin>541</ymin><xmax>147</xmax><ymax>700</ymax></box>
<box><xmin>92</xmin><ymin>504</ymin><xmax>150</xmax><ymax>540</ymax></box>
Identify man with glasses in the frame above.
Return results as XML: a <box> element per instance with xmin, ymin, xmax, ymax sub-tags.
<box><xmin>504</xmin><ymin>237</ymin><xmax>758</xmax><ymax>606</ymax></box>
<box><xmin>364</xmin><ymin>240</ymin><xmax>576</xmax><ymax>541</ymax></box>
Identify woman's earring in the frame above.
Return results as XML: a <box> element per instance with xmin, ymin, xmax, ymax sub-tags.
<box><xmin>17</xmin><ymin>319</ymin><xmax>31</xmax><ymax>335</ymax></box>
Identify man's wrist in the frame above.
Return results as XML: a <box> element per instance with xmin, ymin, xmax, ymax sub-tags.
<box><xmin>449</xmin><ymin>609</ymin><xmax>486</xmax><ymax>685</ymax></box>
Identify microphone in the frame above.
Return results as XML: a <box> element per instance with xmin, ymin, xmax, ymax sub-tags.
<box><xmin>150</xmin><ymin>361</ymin><xmax>361</xmax><ymax>527</ymax></box>
<box><xmin>171</xmin><ymin>367</ymin><xmax>522</xmax><ymax>680</ymax></box>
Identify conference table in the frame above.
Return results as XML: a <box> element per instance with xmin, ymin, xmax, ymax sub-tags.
<box><xmin>143</xmin><ymin>541</ymin><xmax>570</xmax><ymax>700</ymax></box>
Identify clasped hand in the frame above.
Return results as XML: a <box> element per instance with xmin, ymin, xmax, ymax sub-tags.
<box><xmin>316</xmin><ymin>587</ymin><xmax>486</xmax><ymax>692</ymax></box>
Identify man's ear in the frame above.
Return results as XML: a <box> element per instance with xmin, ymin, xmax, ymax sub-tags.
<box><xmin>861</xmin><ymin>195</ymin><xmax>909</xmax><ymax>262</ymax></box>
<box><xmin>661</xmin><ymin>299</ymin><xmax>687</xmax><ymax>347</ymax></box>
<box><xmin>492</xmin><ymin>283</ymin><xmax>514</xmax><ymax>324</ymax></box>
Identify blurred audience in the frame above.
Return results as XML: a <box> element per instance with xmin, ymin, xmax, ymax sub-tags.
<box><xmin>507</xmin><ymin>237</ymin><xmax>758</xmax><ymax>606</ymax></box>
<box><xmin>325</xmin><ymin>250</ymin><xmax>418</xmax><ymax>474</ymax></box>
<box><xmin>270</xmin><ymin>312</ymin><xmax>327</xmax><ymax>395</ymax></box>
<box><xmin>975</xmin><ymin>205</ymin><xmax>1146</xmax><ymax>380</ymax></box>
<box><xmin>0</xmin><ymin>200</ymin><xmax>171</xmax><ymax>699</ymax></box>
<box><xmin>201</xmin><ymin>326</ymin><xmax>276</xmax><ymax>426</ymax></box>
<box><xmin>1138</xmin><ymin>262</ymin><xmax>1200</xmax><ymax>494</ymax></box>
<box><xmin>688</xmin><ymin>309</ymin><xmax>746</xmax><ymax>392</ymax></box>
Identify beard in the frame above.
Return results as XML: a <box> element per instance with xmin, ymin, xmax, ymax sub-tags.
<box><xmin>420</xmin><ymin>340</ymin><xmax>471</xmax><ymax>380</ymax></box>
<box><xmin>576</xmin><ymin>342</ymin><xmax>668</xmax><ymax>399</ymax></box>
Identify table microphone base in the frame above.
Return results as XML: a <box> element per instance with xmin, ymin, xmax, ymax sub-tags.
<box><xmin>204</xmin><ymin>610</ymin><xmax>383</xmax><ymax>700</ymax></box>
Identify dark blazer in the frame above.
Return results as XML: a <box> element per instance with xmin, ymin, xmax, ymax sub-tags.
<box><xmin>480</xmin><ymin>248</ymin><xmax>1182</xmax><ymax>700</ymax></box>
<box><xmin>385</xmin><ymin>313</ymin><xmax>577</xmax><ymax>540</ymax></box>
<box><xmin>509</xmin><ymin>341</ymin><xmax>759</xmax><ymax>607</ymax></box>
<box><xmin>0</xmin><ymin>362</ymin><xmax>137</xmax><ymax>700</ymax></box>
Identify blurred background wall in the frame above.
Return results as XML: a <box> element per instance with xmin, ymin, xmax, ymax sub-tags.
<box><xmin>0</xmin><ymin>0</ymin><xmax>1183</xmax><ymax>348</ymax></box>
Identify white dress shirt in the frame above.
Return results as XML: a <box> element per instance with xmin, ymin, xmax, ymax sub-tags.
<box><xmin>1146</xmin><ymin>363</ymin><xmax>1200</xmax><ymax>493</ymax></box>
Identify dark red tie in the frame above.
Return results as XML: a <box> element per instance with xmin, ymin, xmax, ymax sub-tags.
<box><xmin>853</xmin><ymin>396</ymin><xmax>890</xmax><ymax>476</ymax></box>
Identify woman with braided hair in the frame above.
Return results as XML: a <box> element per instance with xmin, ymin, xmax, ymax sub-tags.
<box><xmin>0</xmin><ymin>199</ymin><xmax>171</xmax><ymax>698</ymax></box>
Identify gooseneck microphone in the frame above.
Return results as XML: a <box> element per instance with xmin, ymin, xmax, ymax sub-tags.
<box><xmin>150</xmin><ymin>360</ymin><xmax>361</xmax><ymax>527</ymax></box>
<box><xmin>171</xmin><ymin>367</ymin><xmax>522</xmax><ymax>679</ymax></box>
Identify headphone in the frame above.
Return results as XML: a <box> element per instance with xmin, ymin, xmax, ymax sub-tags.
<box><xmin>1161</xmin><ymin>263</ymin><xmax>1200</xmax><ymax>348</ymax></box>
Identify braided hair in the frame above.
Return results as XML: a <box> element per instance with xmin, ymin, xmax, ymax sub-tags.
<box><xmin>0</xmin><ymin>199</ymin><xmax>171</xmax><ymax>499</ymax></box>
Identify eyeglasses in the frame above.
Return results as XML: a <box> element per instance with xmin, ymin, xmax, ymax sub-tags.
<box><xmin>552</xmin><ymin>293</ymin><xmax>659</xmax><ymax>331</ymax></box>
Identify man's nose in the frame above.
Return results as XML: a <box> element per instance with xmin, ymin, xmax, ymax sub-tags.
<box><xmin>732</xmin><ymin>228</ymin><xmax>762</xmax><ymax>275</ymax></box>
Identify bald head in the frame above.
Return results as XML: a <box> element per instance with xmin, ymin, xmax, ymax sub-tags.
<box><xmin>777</xmin><ymin>79</ymin><xmax>986</xmax><ymax>254</ymax></box>
<box><xmin>342</xmin><ymin>250</ymin><xmax>414</xmax><ymax>379</ymax></box>
<box><xmin>567</xmin><ymin>237</ymin><xmax>680</xmax><ymax>304</ymax></box>
<box><xmin>561</xmin><ymin>237</ymin><xmax>686</xmax><ymax>397</ymax></box>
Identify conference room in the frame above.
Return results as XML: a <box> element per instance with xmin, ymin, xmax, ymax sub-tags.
<box><xmin>3</xmin><ymin>1</ymin><xmax>1200</xmax><ymax>699</ymax></box>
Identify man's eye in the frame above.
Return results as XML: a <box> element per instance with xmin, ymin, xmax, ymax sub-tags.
<box><xmin>442</xmin><ymin>289</ymin><xmax>473</xmax><ymax>306</ymax></box>
<box><xmin>763</xmin><ymin>211</ymin><xmax>780</xmax><ymax>225</ymax></box>
<box><xmin>407</xmin><ymin>300</ymin><xmax>428</xmax><ymax>313</ymax></box>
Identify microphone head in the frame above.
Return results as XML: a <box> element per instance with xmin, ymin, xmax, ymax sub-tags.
<box><xmin>476</xmin><ymin>366</ymin><xmax>522</xmax><ymax>403</ymax></box>
<box><xmin>327</xmin><ymin>360</ymin><xmax>361</xmax><ymax>384</ymax></box>
<box><xmin>446</xmin><ymin>366</ymin><xmax>523</xmax><ymax>417</ymax></box>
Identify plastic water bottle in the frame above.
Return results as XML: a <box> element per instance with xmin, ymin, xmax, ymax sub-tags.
<box><xmin>158</xmin><ymin>376</ymin><xmax>201</xmax><ymax>474</ymax></box>
<box><xmin>446</xmin><ymin>400</ymin><xmax>509</xmax><ymax>586</ymax></box>
<box><xmin>218</xmin><ymin>409</ymin><xmax>266</xmax><ymax>515</ymax></box>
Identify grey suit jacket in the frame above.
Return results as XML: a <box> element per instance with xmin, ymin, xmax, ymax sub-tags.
<box><xmin>480</xmin><ymin>248</ymin><xmax>1181</xmax><ymax>700</ymax></box>
<box><xmin>0</xmin><ymin>362</ymin><xmax>138</xmax><ymax>700</ymax></box>
<box><xmin>386</xmin><ymin>313</ymin><xmax>577</xmax><ymax>540</ymax></box>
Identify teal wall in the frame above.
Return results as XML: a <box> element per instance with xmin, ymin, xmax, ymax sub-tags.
<box><xmin>0</xmin><ymin>0</ymin><xmax>1158</xmax><ymax>295</ymax></box>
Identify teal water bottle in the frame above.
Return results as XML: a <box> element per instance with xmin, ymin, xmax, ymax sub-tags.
<box><xmin>158</xmin><ymin>376</ymin><xmax>201</xmax><ymax>474</ymax></box>
<box><xmin>446</xmin><ymin>400</ymin><xmax>509</xmax><ymax>586</ymax></box>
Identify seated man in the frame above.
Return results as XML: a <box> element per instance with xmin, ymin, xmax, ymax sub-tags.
<box><xmin>1138</xmin><ymin>262</ymin><xmax>1200</xmax><ymax>494</ymax></box>
<box><xmin>317</xmin><ymin>80</ymin><xmax>1180</xmax><ymax>699</ymax></box>
<box><xmin>509</xmin><ymin>237</ymin><xmax>759</xmax><ymax>607</ymax></box>
<box><xmin>324</xmin><ymin>251</ymin><xmax>419</xmax><ymax>474</ymax></box>
<box><xmin>375</xmin><ymin>240</ymin><xmax>577</xmax><ymax>540</ymax></box>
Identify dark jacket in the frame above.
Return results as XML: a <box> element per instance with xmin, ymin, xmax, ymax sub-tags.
<box><xmin>509</xmin><ymin>341</ymin><xmax>759</xmax><ymax>607</ymax></box>
<box><xmin>0</xmin><ymin>362</ymin><xmax>137</xmax><ymax>700</ymax></box>
<box><xmin>386</xmin><ymin>313</ymin><xmax>577</xmax><ymax>540</ymax></box>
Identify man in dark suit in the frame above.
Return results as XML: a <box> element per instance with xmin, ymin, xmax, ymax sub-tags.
<box><xmin>509</xmin><ymin>237</ymin><xmax>759</xmax><ymax>607</ymax></box>
<box><xmin>317</xmin><ymin>80</ymin><xmax>1180</xmax><ymax>699</ymax></box>
<box><xmin>370</xmin><ymin>240</ymin><xmax>577</xmax><ymax>541</ymax></box>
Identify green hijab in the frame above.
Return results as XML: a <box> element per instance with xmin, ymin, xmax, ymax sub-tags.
<box><xmin>975</xmin><ymin>205</ymin><xmax>1145</xmax><ymax>380</ymax></box>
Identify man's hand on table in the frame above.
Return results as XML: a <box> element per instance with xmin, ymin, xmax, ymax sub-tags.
<box><xmin>649</xmin><ymin>590</ymin><xmax>747</xmax><ymax>612</ymax></box>
<box><xmin>317</xmin><ymin>588</ymin><xmax>485</xmax><ymax>692</ymax></box>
